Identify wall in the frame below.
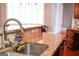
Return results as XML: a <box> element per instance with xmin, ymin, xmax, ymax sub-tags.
<box><xmin>0</xmin><ymin>3</ymin><xmax>7</xmax><ymax>29</ymax></box>
<box><xmin>44</xmin><ymin>3</ymin><xmax>63</xmax><ymax>34</ymax></box>
<box><xmin>52</xmin><ymin>3</ymin><xmax>63</xmax><ymax>34</ymax></box>
<box><xmin>62</xmin><ymin>3</ymin><xmax>74</xmax><ymax>28</ymax></box>
<box><xmin>44</xmin><ymin>3</ymin><xmax>52</xmax><ymax>32</ymax></box>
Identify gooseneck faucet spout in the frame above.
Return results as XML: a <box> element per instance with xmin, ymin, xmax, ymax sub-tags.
<box><xmin>2</xmin><ymin>18</ymin><xmax>25</xmax><ymax>48</ymax></box>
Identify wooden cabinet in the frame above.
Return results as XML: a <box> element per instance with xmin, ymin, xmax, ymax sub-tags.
<box><xmin>65</xmin><ymin>29</ymin><xmax>79</xmax><ymax>50</ymax></box>
<box><xmin>74</xmin><ymin>3</ymin><xmax>79</xmax><ymax>19</ymax></box>
<box><xmin>63</xmin><ymin>46</ymin><xmax>79</xmax><ymax>56</ymax></box>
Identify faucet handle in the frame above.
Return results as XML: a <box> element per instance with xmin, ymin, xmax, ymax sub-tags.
<box><xmin>3</xmin><ymin>39</ymin><xmax>12</xmax><ymax>47</ymax></box>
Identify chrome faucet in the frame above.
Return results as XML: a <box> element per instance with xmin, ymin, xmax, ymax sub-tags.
<box><xmin>1</xmin><ymin>18</ymin><xmax>25</xmax><ymax>48</ymax></box>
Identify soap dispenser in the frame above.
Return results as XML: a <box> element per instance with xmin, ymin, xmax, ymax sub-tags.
<box><xmin>15</xmin><ymin>33</ymin><xmax>21</xmax><ymax>45</ymax></box>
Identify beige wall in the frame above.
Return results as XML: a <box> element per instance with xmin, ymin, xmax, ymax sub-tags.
<box><xmin>44</xmin><ymin>3</ymin><xmax>52</xmax><ymax>32</ymax></box>
<box><xmin>0</xmin><ymin>3</ymin><xmax>7</xmax><ymax>28</ymax></box>
<box><xmin>44</xmin><ymin>3</ymin><xmax>64</xmax><ymax>34</ymax></box>
<box><xmin>62</xmin><ymin>3</ymin><xmax>74</xmax><ymax>28</ymax></box>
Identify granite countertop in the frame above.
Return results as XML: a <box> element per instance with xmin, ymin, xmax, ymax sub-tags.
<box><xmin>0</xmin><ymin>32</ymin><xmax>65</xmax><ymax>56</ymax></box>
<box><xmin>40</xmin><ymin>32</ymin><xmax>65</xmax><ymax>56</ymax></box>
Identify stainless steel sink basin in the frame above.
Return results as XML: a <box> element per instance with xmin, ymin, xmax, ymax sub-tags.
<box><xmin>0</xmin><ymin>48</ymin><xmax>7</xmax><ymax>56</ymax></box>
<box><xmin>0</xmin><ymin>42</ymin><xmax>48</xmax><ymax>56</ymax></box>
<box><xmin>13</xmin><ymin>42</ymin><xmax>49</xmax><ymax>56</ymax></box>
<box><xmin>0</xmin><ymin>51</ymin><xmax>25</xmax><ymax>56</ymax></box>
<box><xmin>0</xmin><ymin>52</ymin><xmax>8</xmax><ymax>56</ymax></box>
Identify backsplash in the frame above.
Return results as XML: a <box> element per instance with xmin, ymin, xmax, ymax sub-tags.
<box><xmin>0</xmin><ymin>27</ymin><xmax>42</xmax><ymax>47</ymax></box>
<box><xmin>22</xmin><ymin>27</ymin><xmax>42</xmax><ymax>43</ymax></box>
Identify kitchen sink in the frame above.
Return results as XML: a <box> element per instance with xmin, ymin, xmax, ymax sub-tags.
<box><xmin>13</xmin><ymin>42</ymin><xmax>49</xmax><ymax>56</ymax></box>
<box><xmin>0</xmin><ymin>51</ymin><xmax>25</xmax><ymax>56</ymax></box>
<box><xmin>0</xmin><ymin>48</ymin><xmax>7</xmax><ymax>56</ymax></box>
<box><xmin>0</xmin><ymin>52</ymin><xmax>8</xmax><ymax>56</ymax></box>
<box><xmin>0</xmin><ymin>42</ymin><xmax>48</xmax><ymax>56</ymax></box>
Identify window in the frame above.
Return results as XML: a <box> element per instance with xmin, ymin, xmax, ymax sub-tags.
<box><xmin>7</xmin><ymin>3</ymin><xmax>44</xmax><ymax>25</ymax></box>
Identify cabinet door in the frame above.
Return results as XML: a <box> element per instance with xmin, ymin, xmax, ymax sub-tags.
<box><xmin>74</xmin><ymin>3</ymin><xmax>79</xmax><ymax>19</ymax></box>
